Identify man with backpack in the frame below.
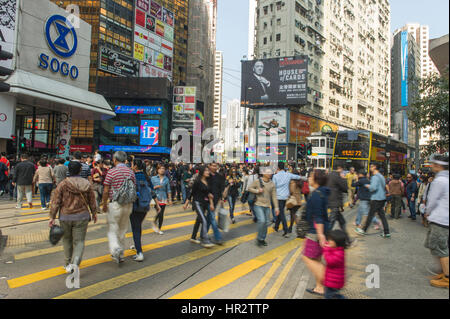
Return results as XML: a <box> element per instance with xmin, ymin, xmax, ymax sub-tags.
<box><xmin>101</xmin><ymin>151</ymin><xmax>137</xmax><ymax>264</ymax></box>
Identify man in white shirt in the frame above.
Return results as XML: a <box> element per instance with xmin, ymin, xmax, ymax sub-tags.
<box><xmin>425</xmin><ymin>155</ymin><xmax>449</xmax><ymax>289</ymax></box>
<box><xmin>272</xmin><ymin>162</ymin><xmax>305</xmax><ymax>237</ymax></box>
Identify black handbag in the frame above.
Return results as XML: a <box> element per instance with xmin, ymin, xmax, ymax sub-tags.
<box><xmin>240</xmin><ymin>191</ymin><xmax>249</xmax><ymax>203</ymax></box>
<box><xmin>49</xmin><ymin>224</ymin><xmax>64</xmax><ymax>245</ymax></box>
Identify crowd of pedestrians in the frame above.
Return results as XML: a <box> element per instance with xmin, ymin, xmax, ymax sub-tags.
<box><xmin>1</xmin><ymin>150</ymin><xmax>448</xmax><ymax>294</ymax></box>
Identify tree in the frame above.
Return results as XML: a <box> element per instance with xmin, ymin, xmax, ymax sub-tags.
<box><xmin>409</xmin><ymin>68</ymin><xmax>449</xmax><ymax>157</ymax></box>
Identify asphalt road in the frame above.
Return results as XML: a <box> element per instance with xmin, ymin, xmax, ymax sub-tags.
<box><xmin>0</xmin><ymin>197</ymin><xmax>448</xmax><ymax>299</ymax></box>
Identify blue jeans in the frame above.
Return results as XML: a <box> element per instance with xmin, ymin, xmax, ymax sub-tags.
<box><xmin>408</xmin><ymin>199</ymin><xmax>416</xmax><ymax>219</ymax></box>
<box><xmin>181</xmin><ymin>182</ymin><xmax>187</xmax><ymax>204</ymax></box>
<box><xmin>253</xmin><ymin>205</ymin><xmax>272</xmax><ymax>241</ymax></box>
<box><xmin>356</xmin><ymin>200</ymin><xmax>380</xmax><ymax>226</ymax></box>
<box><xmin>207</xmin><ymin>206</ymin><xmax>222</xmax><ymax>241</ymax></box>
<box><xmin>38</xmin><ymin>183</ymin><xmax>53</xmax><ymax>208</ymax></box>
<box><xmin>274</xmin><ymin>200</ymin><xmax>288</xmax><ymax>233</ymax></box>
<box><xmin>228</xmin><ymin>195</ymin><xmax>237</xmax><ymax>219</ymax></box>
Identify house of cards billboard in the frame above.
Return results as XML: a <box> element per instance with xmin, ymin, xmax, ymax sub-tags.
<box><xmin>241</xmin><ymin>56</ymin><xmax>308</xmax><ymax>107</ymax></box>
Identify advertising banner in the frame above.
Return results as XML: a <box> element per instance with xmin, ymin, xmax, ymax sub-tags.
<box><xmin>0</xmin><ymin>0</ymin><xmax>16</xmax><ymax>70</ymax></box>
<box><xmin>134</xmin><ymin>42</ymin><xmax>145</xmax><ymax>61</ymax></box>
<box><xmin>133</xmin><ymin>0</ymin><xmax>173</xmax><ymax>80</ymax></box>
<box><xmin>150</xmin><ymin>1</ymin><xmax>162</xmax><ymax>20</ymax></box>
<box><xmin>70</xmin><ymin>145</ymin><xmax>93</xmax><ymax>153</ymax></box>
<box><xmin>140</xmin><ymin>120</ymin><xmax>159</xmax><ymax>146</ymax></box>
<box><xmin>99</xmin><ymin>145</ymin><xmax>171</xmax><ymax>154</ymax></box>
<box><xmin>257</xmin><ymin>109</ymin><xmax>288</xmax><ymax>144</ymax></box>
<box><xmin>241</xmin><ymin>56</ymin><xmax>308</xmax><ymax>107</ymax></box>
<box><xmin>99</xmin><ymin>46</ymin><xmax>140</xmax><ymax>77</ymax></box>
<box><xmin>162</xmin><ymin>8</ymin><xmax>174</xmax><ymax>27</ymax></box>
<box><xmin>140</xmin><ymin>62</ymin><xmax>171</xmax><ymax>80</ymax></box>
<box><xmin>400</xmin><ymin>31</ymin><xmax>409</xmax><ymax>108</ymax></box>
<box><xmin>136</xmin><ymin>0</ymin><xmax>150</xmax><ymax>12</ymax></box>
<box><xmin>289</xmin><ymin>112</ymin><xmax>338</xmax><ymax>143</ymax></box>
<box><xmin>114</xmin><ymin>127</ymin><xmax>139</xmax><ymax>135</ymax></box>
<box><xmin>164</xmin><ymin>25</ymin><xmax>174</xmax><ymax>42</ymax></box>
<box><xmin>146</xmin><ymin>15</ymin><xmax>156</xmax><ymax>32</ymax></box>
<box><xmin>156</xmin><ymin>20</ymin><xmax>165</xmax><ymax>37</ymax></box>
<box><xmin>115</xmin><ymin>105</ymin><xmax>163</xmax><ymax>115</ymax></box>
<box><xmin>173</xmin><ymin>87</ymin><xmax>197</xmax><ymax>128</ymax></box>
<box><xmin>135</xmin><ymin>8</ymin><xmax>146</xmax><ymax>28</ymax></box>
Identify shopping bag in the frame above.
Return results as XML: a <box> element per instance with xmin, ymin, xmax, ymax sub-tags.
<box><xmin>218</xmin><ymin>207</ymin><xmax>231</xmax><ymax>232</ymax></box>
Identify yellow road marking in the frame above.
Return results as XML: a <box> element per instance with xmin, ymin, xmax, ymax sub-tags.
<box><xmin>19</xmin><ymin>216</ymin><xmax>49</xmax><ymax>223</ymax></box>
<box><xmin>246</xmin><ymin>251</ymin><xmax>290</xmax><ymax>299</ymax></box>
<box><xmin>170</xmin><ymin>239</ymin><xmax>301</xmax><ymax>299</ymax></box>
<box><xmin>265</xmin><ymin>245</ymin><xmax>303</xmax><ymax>299</ymax></box>
<box><xmin>54</xmin><ymin>229</ymin><xmax>276</xmax><ymax>299</ymax></box>
<box><xmin>8</xmin><ymin>216</ymin><xmax>254</xmax><ymax>289</ymax></box>
<box><xmin>13</xmin><ymin>209</ymin><xmax>250</xmax><ymax>261</ymax></box>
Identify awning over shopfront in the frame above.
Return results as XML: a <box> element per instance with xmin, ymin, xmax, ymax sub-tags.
<box><xmin>5</xmin><ymin>69</ymin><xmax>116</xmax><ymax>118</ymax></box>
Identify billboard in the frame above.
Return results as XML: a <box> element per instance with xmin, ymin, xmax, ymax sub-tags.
<box><xmin>114</xmin><ymin>105</ymin><xmax>163</xmax><ymax>115</ymax></box>
<box><xmin>0</xmin><ymin>0</ymin><xmax>17</xmax><ymax>70</ymax></box>
<box><xmin>140</xmin><ymin>120</ymin><xmax>159</xmax><ymax>146</ymax></box>
<box><xmin>289</xmin><ymin>112</ymin><xmax>338</xmax><ymax>143</ymax></box>
<box><xmin>400</xmin><ymin>31</ymin><xmax>409</xmax><ymax>108</ymax></box>
<box><xmin>241</xmin><ymin>56</ymin><xmax>308</xmax><ymax>107</ymax></box>
<box><xmin>133</xmin><ymin>0</ymin><xmax>174</xmax><ymax>80</ymax></box>
<box><xmin>99</xmin><ymin>47</ymin><xmax>140</xmax><ymax>77</ymax></box>
<box><xmin>114</xmin><ymin>126</ymin><xmax>139</xmax><ymax>135</ymax></box>
<box><xmin>257</xmin><ymin>109</ymin><xmax>288</xmax><ymax>144</ymax></box>
<box><xmin>172</xmin><ymin>87</ymin><xmax>197</xmax><ymax>129</ymax></box>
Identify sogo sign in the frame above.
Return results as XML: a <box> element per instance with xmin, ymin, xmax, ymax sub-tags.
<box><xmin>38</xmin><ymin>15</ymin><xmax>79</xmax><ymax>80</ymax></box>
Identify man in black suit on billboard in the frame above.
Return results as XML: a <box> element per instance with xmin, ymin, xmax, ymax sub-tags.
<box><xmin>247</xmin><ymin>61</ymin><xmax>272</xmax><ymax>103</ymax></box>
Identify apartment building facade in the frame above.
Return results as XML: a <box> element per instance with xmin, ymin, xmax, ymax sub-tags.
<box><xmin>250</xmin><ymin>0</ymin><xmax>391</xmax><ymax>139</ymax></box>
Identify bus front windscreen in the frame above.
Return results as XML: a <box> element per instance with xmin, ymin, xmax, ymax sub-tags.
<box><xmin>333</xmin><ymin>131</ymin><xmax>371</xmax><ymax>159</ymax></box>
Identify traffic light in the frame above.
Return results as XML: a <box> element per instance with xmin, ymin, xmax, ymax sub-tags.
<box><xmin>306</xmin><ymin>143</ymin><xmax>313</xmax><ymax>156</ymax></box>
<box><xmin>11</xmin><ymin>135</ymin><xmax>17</xmax><ymax>149</ymax></box>
<box><xmin>297</xmin><ymin>143</ymin><xmax>305</xmax><ymax>159</ymax></box>
<box><xmin>0</xmin><ymin>46</ymin><xmax>14</xmax><ymax>92</ymax></box>
<box><xmin>19</xmin><ymin>137</ymin><xmax>27</xmax><ymax>150</ymax></box>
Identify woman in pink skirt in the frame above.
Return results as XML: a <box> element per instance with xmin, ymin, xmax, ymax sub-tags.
<box><xmin>301</xmin><ymin>169</ymin><xmax>331</xmax><ymax>296</ymax></box>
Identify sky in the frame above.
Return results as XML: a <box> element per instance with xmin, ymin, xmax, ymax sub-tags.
<box><xmin>216</xmin><ymin>0</ymin><xmax>449</xmax><ymax>115</ymax></box>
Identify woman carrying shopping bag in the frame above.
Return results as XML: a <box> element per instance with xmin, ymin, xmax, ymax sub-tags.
<box><xmin>49</xmin><ymin>161</ymin><xmax>97</xmax><ymax>274</ymax></box>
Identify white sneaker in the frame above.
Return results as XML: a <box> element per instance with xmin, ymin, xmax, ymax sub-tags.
<box><xmin>64</xmin><ymin>264</ymin><xmax>74</xmax><ymax>274</ymax></box>
<box><xmin>151</xmin><ymin>221</ymin><xmax>159</xmax><ymax>233</ymax></box>
<box><xmin>15</xmin><ymin>205</ymin><xmax>21</xmax><ymax>209</ymax></box>
<box><xmin>157</xmin><ymin>230</ymin><xmax>164</xmax><ymax>235</ymax></box>
<box><xmin>132</xmin><ymin>253</ymin><xmax>144</xmax><ymax>262</ymax></box>
<box><xmin>130</xmin><ymin>245</ymin><xmax>136</xmax><ymax>250</ymax></box>
<box><xmin>41</xmin><ymin>207</ymin><xmax>47</xmax><ymax>211</ymax></box>
<box><xmin>190</xmin><ymin>239</ymin><xmax>201</xmax><ymax>244</ymax></box>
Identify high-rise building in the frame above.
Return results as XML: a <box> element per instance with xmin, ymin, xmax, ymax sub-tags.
<box><xmin>248</xmin><ymin>0</ymin><xmax>257</xmax><ymax>59</ymax></box>
<box><xmin>396</xmin><ymin>24</ymin><xmax>441</xmax><ymax>149</ymax></box>
<box><xmin>50</xmin><ymin>0</ymin><xmax>189</xmax><ymax>155</ymax></box>
<box><xmin>186</xmin><ymin>0</ymin><xmax>217</xmax><ymax>130</ymax></box>
<box><xmin>213</xmin><ymin>51</ymin><xmax>224</xmax><ymax>131</ymax></box>
<box><xmin>391</xmin><ymin>29</ymin><xmax>421</xmax><ymax>160</ymax></box>
<box><xmin>224</xmin><ymin>99</ymin><xmax>245</xmax><ymax>162</ymax></box>
<box><xmin>250</xmin><ymin>0</ymin><xmax>392</xmax><ymax>137</ymax></box>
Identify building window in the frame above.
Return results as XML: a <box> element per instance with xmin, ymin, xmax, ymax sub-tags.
<box><xmin>277</xmin><ymin>18</ymin><xmax>281</xmax><ymax>26</ymax></box>
<box><xmin>276</xmin><ymin>34</ymin><xmax>281</xmax><ymax>41</ymax></box>
<box><xmin>263</xmin><ymin>6</ymin><xmax>268</xmax><ymax>15</ymax></box>
<box><xmin>264</xmin><ymin>37</ymin><xmax>267</xmax><ymax>45</ymax></box>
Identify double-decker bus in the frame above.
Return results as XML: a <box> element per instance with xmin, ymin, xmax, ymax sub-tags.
<box><xmin>331</xmin><ymin>130</ymin><xmax>408</xmax><ymax>176</ymax></box>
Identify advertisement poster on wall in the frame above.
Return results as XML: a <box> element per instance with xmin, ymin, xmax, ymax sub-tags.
<box><xmin>0</xmin><ymin>0</ymin><xmax>16</xmax><ymax>70</ymax></box>
<box><xmin>257</xmin><ymin>110</ymin><xmax>288</xmax><ymax>144</ymax></box>
<box><xmin>173</xmin><ymin>87</ymin><xmax>197</xmax><ymax>129</ymax></box>
<box><xmin>401</xmin><ymin>31</ymin><xmax>409</xmax><ymax>108</ymax></box>
<box><xmin>99</xmin><ymin>47</ymin><xmax>140</xmax><ymax>77</ymax></box>
<box><xmin>140</xmin><ymin>120</ymin><xmax>159</xmax><ymax>146</ymax></box>
<box><xmin>289</xmin><ymin>112</ymin><xmax>338</xmax><ymax>143</ymax></box>
<box><xmin>241</xmin><ymin>56</ymin><xmax>308</xmax><ymax>107</ymax></box>
<box><xmin>133</xmin><ymin>0</ymin><xmax>174</xmax><ymax>80</ymax></box>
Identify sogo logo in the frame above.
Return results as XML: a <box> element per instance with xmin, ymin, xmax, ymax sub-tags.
<box><xmin>38</xmin><ymin>15</ymin><xmax>79</xmax><ymax>80</ymax></box>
